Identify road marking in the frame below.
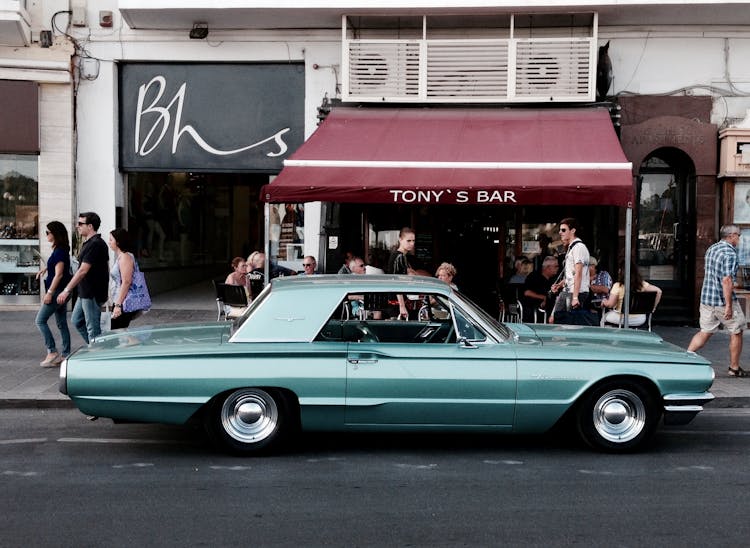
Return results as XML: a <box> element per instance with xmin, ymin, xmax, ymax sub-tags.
<box><xmin>2</xmin><ymin>470</ymin><xmax>39</xmax><ymax>477</ymax></box>
<box><xmin>664</xmin><ymin>430</ymin><xmax>750</xmax><ymax>436</ymax></box>
<box><xmin>673</xmin><ymin>465</ymin><xmax>714</xmax><ymax>471</ymax></box>
<box><xmin>112</xmin><ymin>463</ymin><xmax>154</xmax><ymax>469</ymax></box>
<box><xmin>57</xmin><ymin>437</ymin><xmax>175</xmax><ymax>444</ymax></box>
<box><xmin>394</xmin><ymin>463</ymin><xmax>438</xmax><ymax>470</ymax></box>
<box><xmin>578</xmin><ymin>469</ymin><xmax>615</xmax><ymax>475</ymax></box>
<box><xmin>484</xmin><ymin>459</ymin><xmax>524</xmax><ymax>465</ymax></box>
<box><xmin>0</xmin><ymin>438</ymin><xmax>47</xmax><ymax>445</ymax></box>
<box><xmin>306</xmin><ymin>457</ymin><xmax>345</xmax><ymax>463</ymax></box>
<box><xmin>210</xmin><ymin>465</ymin><xmax>254</xmax><ymax>471</ymax></box>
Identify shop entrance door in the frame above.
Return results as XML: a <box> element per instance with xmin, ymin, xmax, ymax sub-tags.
<box><xmin>636</xmin><ymin>150</ymin><xmax>695</xmax><ymax>320</ymax></box>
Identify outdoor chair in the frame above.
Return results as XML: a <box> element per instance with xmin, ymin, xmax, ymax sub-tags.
<box><xmin>499</xmin><ymin>284</ymin><xmax>524</xmax><ymax>323</ymax></box>
<box><xmin>212</xmin><ymin>280</ymin><xmax>226</xmax><ymax>321</ymax></box>
<box><xmin>222</xmin><ymin>283</ymin><xmax>249</xmax><ymax>319</ymax></box>
<box><xmin>601</xmin><ymin>290</ymin><xmax>658</xmax><ymax>331</ymax></box>
<box><xmin>213</xmin><ymin>281</ymin><xmax>249</xmax><ymax>321</ymax></box>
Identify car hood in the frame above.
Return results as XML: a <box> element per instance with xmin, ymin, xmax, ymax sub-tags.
<box><xmin>509</xmin><ymin>323</ymin><xmax>709</xmax><ymax>364</ymax></box>
<box><xmin>71</xmin><ymin>322</ymin><xmax>232</xmax><ymax>357</ymax></box>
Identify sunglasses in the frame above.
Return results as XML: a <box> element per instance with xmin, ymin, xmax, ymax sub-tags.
<box><xmin>303</xmin><ymin>263</ymin><xmax>314</xmax><ymax>267</ymax></box>
<box><xmin>559</xmin><ymin>228</ymin><xmax>569</xmax><ymax>233</ymax></box>
<box><xmin>45</xmin><ymin>230</ymin><xmax>50</xmax><ymax>235</ymax></box>
<box><xmin>77</xmin><ymin>221</ymin><xmax>87</xmax><ymax>226</ymax></box>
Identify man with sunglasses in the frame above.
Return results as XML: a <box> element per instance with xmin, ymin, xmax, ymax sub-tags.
<box><xmin>57</xmin><ymin>212</ymin><xmax>109</xmax><ymax>344</ymax></box>
<box><xmin>300</xmin><ymin>256</ymin><xmax>318</xmax><ymax>275</ymax></box>
<box><xmin>550</xmin><ymin>217</ymin><xmax>591</xmax><ymax>323</ymax></box>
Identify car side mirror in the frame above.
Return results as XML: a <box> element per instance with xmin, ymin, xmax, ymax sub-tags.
<box><xmin>458</xmin><ymin>337</ymin><xmax>477</xmax><ymax>349</ymax></box>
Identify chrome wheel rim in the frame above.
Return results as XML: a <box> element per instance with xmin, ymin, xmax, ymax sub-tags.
<box><xmin>220</xmin><ymin>389</ymin><xmax>278</xmax><ymax>444</ymax></box>
<box><xmin>592</xmin><ymin>389</ymin><xmax>646</xmax><ymax>444</ymax></box>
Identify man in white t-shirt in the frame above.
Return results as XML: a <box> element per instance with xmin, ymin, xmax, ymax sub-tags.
<box><xmin>550</xmin><ymin>217</ymin><xmax>590</xmax><ymax>321</ymax></box>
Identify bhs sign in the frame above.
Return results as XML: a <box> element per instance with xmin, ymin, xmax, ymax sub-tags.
<box><xmin>120</xmin><ymin>63</ymin><xmax>305</xmax><ymax>172</ymax></box>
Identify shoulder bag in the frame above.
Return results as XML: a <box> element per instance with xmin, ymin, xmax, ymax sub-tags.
<box><xmin>122</xmin><ymin>257</ymin><xmax>152</xmax><ymax>313</ymax></box>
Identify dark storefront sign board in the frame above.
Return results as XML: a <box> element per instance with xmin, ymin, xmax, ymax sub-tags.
<box><xmin>119</xmin><ymin>63</ymin><xmax>305</xmax><ymax>172</ymax></box>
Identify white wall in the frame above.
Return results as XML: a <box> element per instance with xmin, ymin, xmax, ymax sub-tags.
<box><xmin>74</xmin><ymin>56</ymin><xmax>118</xmax><ymax>238</ymax></box>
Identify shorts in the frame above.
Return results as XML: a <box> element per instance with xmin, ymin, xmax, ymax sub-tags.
<box><xmin>698</xmin><ymin>302</ymin><xmax>746</xmax><ymax>335</ymax></box>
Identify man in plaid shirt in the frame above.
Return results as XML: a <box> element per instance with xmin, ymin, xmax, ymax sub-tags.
<box><xmin>688</xmin><ymin>225</ymin><xmax>747</xmax><ymax>377</ymax></box>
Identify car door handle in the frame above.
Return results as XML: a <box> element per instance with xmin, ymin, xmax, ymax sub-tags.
<box><xmin>348</xmin><ymin>358</ymin><xmax>378</xmax><ymax>364</ymax></box>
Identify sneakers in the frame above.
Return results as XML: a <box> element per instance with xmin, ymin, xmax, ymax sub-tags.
<box><xmin>40</xmin><ymin>353</ymin><xmax>63</xmax><ymax>368</ymax></box>
<box><xmin>728</xmin><ymin>366</ymin><xmax>748</xmax><ymax>378</ymax></box>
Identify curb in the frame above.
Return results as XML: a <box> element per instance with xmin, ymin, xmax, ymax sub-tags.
<box><xmin>0</xmin><ymin>398</ymin><xmax>75</xmax><ymax>409</ymax></box>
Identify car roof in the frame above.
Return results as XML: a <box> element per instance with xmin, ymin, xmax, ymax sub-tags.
<box><xmin>231</xmin><ymin>274</ymin><xmax>453</xmax><ymax>343</ymax></box>
<box><xmin>270</xmin><ymin>274</ymin><xmax>452</xmax><ymax>293</ymax></box>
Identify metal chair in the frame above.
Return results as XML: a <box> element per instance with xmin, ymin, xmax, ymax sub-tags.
<box><xmin>213</xmin><ymin>282</ymin><xmax>248</xmax><ymax>321</ymax></box>
<box><xmin>499</xmin><ymin>285</ymin><xmax>524</xmax><ymax>323</ymax></box>
<box><xmin>212</xmin><ymin>280</ymin><xmax>226</xmax><ymax>321</ymax></box>
<box><xmin>222</xmin><ymin>283</ymin><xmax>249</xmax><ymax>319</ymax></box>
<box><xmin>601</xmin><ymin>290</ymin><xmax>658</xmax><ymax>331</ymax></box>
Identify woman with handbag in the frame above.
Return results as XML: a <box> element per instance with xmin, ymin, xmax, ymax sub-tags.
<box><xmin>108</xmin><ymin>228</ymin><xmax>151</xmax><ymax>329</ymax></box>
<box><xmin>34</xmin><ymin>221</ymin><xmax>72</xmax><ymax>367</ymax></box>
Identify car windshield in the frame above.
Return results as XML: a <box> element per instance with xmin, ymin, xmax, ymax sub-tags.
<box><xmin>451</xmin><ymin>289</ymin><xmax>512</xmax><ymax>340</ymax></box>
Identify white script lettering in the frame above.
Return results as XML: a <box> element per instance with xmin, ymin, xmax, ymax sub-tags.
<box><xmin>135</xmin><ymin>76</ymin><xmax>290</xmax><ymax>158</ymax></box>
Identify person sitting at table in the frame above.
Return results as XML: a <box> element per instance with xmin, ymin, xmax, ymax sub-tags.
<box><xmin>225</xmin><ymin>257</ymin><xmax>247</xmax><ymax>286</ymax></box>
<box><xmin>522</xmin><ymin>256</ymin><xmax>559</xmax><ymax>322</ymax></box>
<box><xmin>588</xmin><ymin>256</ymin><xmax>613</xmax><ymax>312</ymax></box>
<box><xmin>600</xmin><ymin>260</ymin><xmax>661</xmax><ymax>326</ymax></box>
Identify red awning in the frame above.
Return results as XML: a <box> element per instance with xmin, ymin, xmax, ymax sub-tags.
<box><xmin>261</xmin><ymin>107</ymin><xmax>633</xmax><ymax>207</ymax></box>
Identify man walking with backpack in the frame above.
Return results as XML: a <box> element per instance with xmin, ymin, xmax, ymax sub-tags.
<box><xmin>549</xmin><ymin>217</ymin><xmax>592</xmax><ymax>324</ymax></box>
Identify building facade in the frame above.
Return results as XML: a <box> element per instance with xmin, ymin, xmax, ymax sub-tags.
<box><xmin>5</xmin><ymin>1</ymin><xmax>750</xmax><ymax>321</ymax></box>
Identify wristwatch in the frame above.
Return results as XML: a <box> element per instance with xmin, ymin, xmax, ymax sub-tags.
<box><xmin>114</xmin><ymin>303</ymin><xmax>122</xmax><ymax>309</ymax></box>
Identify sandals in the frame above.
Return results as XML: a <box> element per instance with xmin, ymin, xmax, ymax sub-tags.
<box><xmin>728</xmin><ymin>367</ymin><xmax>748</xmax><ymax>378</ymax></box>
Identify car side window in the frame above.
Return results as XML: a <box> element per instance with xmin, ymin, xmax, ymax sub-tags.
<box><xmin>452</xmin><ymin>305</ymin><xmax>486</xmax><ymax>342</ymax></box>
<box><xmin>314</xmin><ymin>292</ymin><xmax>456</xmax><ymax>344</ymax></box>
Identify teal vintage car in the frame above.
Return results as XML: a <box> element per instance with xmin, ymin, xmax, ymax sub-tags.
<box><xmin>60</xmin><ymin>275</ymin><xmax>714</xmax><ymax>455</ymax></box>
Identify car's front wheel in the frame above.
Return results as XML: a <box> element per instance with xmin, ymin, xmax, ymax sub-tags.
<box><xmin>576</xmin><ymin>380</ymin><xmax>660</xmax><ymax>453</ymax></box>
<box><xmin>205</xmin><ymin>388</ymin><xmax>288</xmax><ymax>455</ymax></box>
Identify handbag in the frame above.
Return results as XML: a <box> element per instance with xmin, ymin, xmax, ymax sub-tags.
<box><xmin>122</xmin><ymin>259</ymin><xmax>152</xmax><ymax>313</ymax></box>
<box><xmin>100</xmin><ymin>303</ymin><xmax>111</xmax><ymax>334</ymax></box>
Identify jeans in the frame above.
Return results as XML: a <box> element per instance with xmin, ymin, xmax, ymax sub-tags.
<box><xmin>35</xmin><ymin>292</ymin><xmax>71</xmax><ymax>356</ymax></box>
<box><xmin>72</xmin><ymin>296</ymin><xmax>103</xmax><ymax>345</ymax></box>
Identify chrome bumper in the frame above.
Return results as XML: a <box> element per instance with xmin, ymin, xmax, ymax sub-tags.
<box><xmin>58</xmin><ymin>357</ymin><xmax>68</xmax><ymax>395</ymax></box>
<box><xmin>663</xmin><ymin>392</ymin><xmax>714</xmax><ymax>425</ymax></box>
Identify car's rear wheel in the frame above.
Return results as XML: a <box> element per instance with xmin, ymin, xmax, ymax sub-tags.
<box><xmin>205</xmin><ymin>388</ymin><xmax>287</xmax><ymax>455</ymax></box>
<box><xmin>576</xmin><ymin>380</ymin><xmax>659</xmax><ymax>453</ymax></box>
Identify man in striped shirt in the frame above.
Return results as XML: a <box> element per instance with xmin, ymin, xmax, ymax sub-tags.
<box><xmin>688</xmin><ymin>225</ymin><xmax>747</xmax><ymax>377</ymax></box>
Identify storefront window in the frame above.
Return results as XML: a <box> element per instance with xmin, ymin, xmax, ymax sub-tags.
<box><xmin>128</xmin><ymin>172</ymin><xmax>232</xmax><ymax>269</ymax></box>
<box><xmin>0</xmin><ymin>154</ymin><xmax>40</xmax><ymax>301</ymax></box>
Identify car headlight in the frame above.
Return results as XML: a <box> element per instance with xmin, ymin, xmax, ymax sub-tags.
<box><xmin>58</xmin><ymin>357</ymin><xmax>68</xmax><ymax>395</ymax></box>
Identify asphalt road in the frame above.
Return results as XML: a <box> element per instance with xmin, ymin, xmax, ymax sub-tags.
<box><xmin>1</xmin><ymin>408</ymin><xmax>749</xmax><ymax>547</ymax></box>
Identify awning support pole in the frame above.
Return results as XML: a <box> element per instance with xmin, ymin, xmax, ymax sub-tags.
<box><xmin>264</xmin><ymin>202</ymin><xmax>270</xmax><ymax>287</ymax></box>
<box><xmin>623</xmin><ymin>204</ymin><xmax>633</xmax><ymax>328</ymax></box>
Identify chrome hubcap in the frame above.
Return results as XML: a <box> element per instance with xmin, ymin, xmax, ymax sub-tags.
<box><xmin>592</xmin><ymin>389</ymin><xmax>646</xmax><ymax>443</ymax></box>
<box><xmin>220</xmin><ymin>389</ymin><xmax>278</xmax><ymax>444</ymax></box>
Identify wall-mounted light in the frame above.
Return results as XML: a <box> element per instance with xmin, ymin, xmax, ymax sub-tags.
<box><xmin>189</xmin><ymin>23</ymin><xmax>209</xmax><ymax>40</ymax></box>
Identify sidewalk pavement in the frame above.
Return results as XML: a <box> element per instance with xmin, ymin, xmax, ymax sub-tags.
<box><xmin>1</xmin><ymin>280</ymin><xmax>749</xmax><ymax>408</ymax></box>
